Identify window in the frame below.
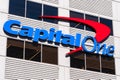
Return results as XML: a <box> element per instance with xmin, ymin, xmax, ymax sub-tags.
<box><xmin>26</xmin><ymin>1</ymin><xmax>42</xmax><ymax>20</ymax></box>
<box><xmin>70</xmin><ymin>11</ymin><xmax>84</xmax><ymax>30</ymax></box>
<box><xmin>100</xmin><ymin>18</ymin><xmax>113</xmax><ymax>35</ymax></box>
<box><xmin>85</xmin><ymin>14</ymin><xmax>98</xmax><ymax>32</ymax></box>
<box><xmin>43</xmin><ymin>5</ymin><xmax>58</xmax><ymax>24</ymax></box>
<box><xmin>7</xmin><ymin>38</ymin><xmax>58</xmax><ymax>65</ymax></box>
<box><xmin>70</xmin><ymin>51</ymin><xmax>85</xmax><ymax>69</ymax></box>
<box><xmin>86</xmin><ymin>53</ymin><xmax>100</xmax><ymax>72</ymax></box>
<box><xmin>9</xmin><ymin>1</ymin><xmax>58</xmax><ymax>24</ymax></box>
<box><xmin>9</xmin><ymin>0</ymin><xmax>25</xmax><ymax>16</ymax></box>
<box><xmin>7</xmin><ymin>38</ymin><xmax>24</xmax><ymax>59</ymax></box>
<box><xmin>101</xmin><ymin>56</ymin><xmax>115</xmax><ymax>74</ymax></box>
<box><xmin>25</xmin><ymin>42</ymin><xmax>41</xmax><ymax>62</ymax></box>
<box><xmin>70</xmin><ymin>50</ymin><xmax>115</xmax><ymax>74</ymax></box>
<box><xmin>42</xmin><ymin>45</ymin><xmax>58</xmax><ymax>65</ymax></box>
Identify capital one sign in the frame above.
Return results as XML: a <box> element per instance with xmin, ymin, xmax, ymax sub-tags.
<box><xmin>3</xmin><ymin>16</ymin><xmax>114</xmax><ymax>57</ymax></box>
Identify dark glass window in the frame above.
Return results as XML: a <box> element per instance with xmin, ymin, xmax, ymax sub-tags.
<box><xmin>43</xmin><ymin>5</ymin><xmax>58</xmax><ymax>24</ymax></box>
<box><xmin>70</xmin><ymin>51</ymin><xmax>85</xmax><ymax>69</ymax></box>
<box><xmin>42</xmin><ymin>45</ymin><xmax>58</xmax><ymax>65</ymax></box>
<box><xmin>70</xmin><ymin>50</ymin><xmax>115</xmax><ymax>74</ymax></box>
<box><xmin>70</xmin><ymin>11</ymin><xmax>84</xmax><ymax>30</ymax></box>
<box><xmin>85</xmin><ymin>14</ymin><xmax>98</xmax><ymax>31</ymax></box>
<box><xmin>26</xmin><ymin>1</ymin><xmax>42</xmax><ymax>20</ymax></box>
<box><xmin>86</xmin><ymin>53</ymin><xmax>100</xmax><ymax>72</ymax></box>
<box><xmin>7</xmin><ymin>38</ymin><xmax>24</xmax><ymax>59</ymax></box>
<box><xmin>100</xmin><ymin>18</ymin><xmax>113</xmax><ymax>35</ymax></box>
<box><xmin>25</xmin><ymin>42</ymin><xmax>41</xmax><ymax>62</ymax></box>
<box><xmin>101</xmin><ymin>56</ymin><xmax>115</xmax><ymax>74</ymax></box>
<box><xmin>9</xmin><ymin>0</ymin><xmax>25</xmax><ymax>16</ymax></box>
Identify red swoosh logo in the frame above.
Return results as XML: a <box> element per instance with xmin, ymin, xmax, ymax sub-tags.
<box><xmin>40</xmin><ymin>16</ymin><xmax>111</xmax><ymax>56</ymax></box>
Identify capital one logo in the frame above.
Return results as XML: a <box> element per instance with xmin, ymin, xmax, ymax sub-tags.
<box><xmin>40</xmin><ymin>16</ymin><xmax>114</xmax><ymax>57</ymax></box>
<box><xmin>3</xmin><ymin>16</ymin><xmax>114</xmax><ymax>57</ymax></box>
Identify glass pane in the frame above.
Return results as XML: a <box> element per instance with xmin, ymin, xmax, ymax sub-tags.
<box><xmin>9</xmin><ymin>0</ymin><xmax>25</xmax><ymax>16</ymax></box>
<box><xmin>42</xmin><ymin>45</ymin><xmax>58</xmax><ymax>65</ymax></box>
<box><xmin>70</xmin><ymin>11</ymin><xmax>84</xmax><ymax>30</ymax></box>
<box><xmin>7</xmin><ymin>38</ymin><xmax>24</xmax><ymax>59</ymax></box>
<box><xmin>26</xmin><ymin>1</ymin><xmax>42</xmax><ymax>20</ymax></box>
<box><xmin>86</xmin><ymin>53</ymin><xmax>100</xmax><ymax>72</ymax></box>
<box><xmin>101</xmin><ymin>56</ymin><xmax>115</xmax><ymax>74</ymax></box>
<box><xmin>70</xmin><ymin>51</ymin><xmax>85</xmax><ymax>69</ymax></box>
<box><xmin>25</xmin><ymin>42</ymin><xmax>41</xmax><ymax>62</ymax></box>
<box><xmin>100</xmin><ymin>18</ymin><xmax>113</xmax><ymax>35</ymax></box>
<box><xmin>43</xmin><ymin>5</ymin><xmax>58</xmax><ymax>24</ymax></box>
<box><xmin>85</xmin><ymin>14</ymin><xmax>98</xmax><ymax>32</ymax></box>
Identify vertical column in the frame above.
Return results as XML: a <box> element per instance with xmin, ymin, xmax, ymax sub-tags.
<box><xmin>112</xmin><ymin>1</ymin><xmax>120</xmax><ymax>80</ymax></box>
<box><xmin>0</xmin><ymin>0</ymin><xmax>9</xmax><ymax>79</ymax></box>
<box><xmin>0</xmin><ymin>0</ymin><xmax>9</xmax><ymax>13</ymax></box>
<box><xmin>0</xmin><ymin>13</ymin><xmax>8</xmax><ymax>80</ymax></box>
<box><xmin>112</xmin><ymin>1</ymin><xmax>120</xmax><ymax>21</ymax></box>
<box><xmin>58</xmin><ymin>0</ymin><xmax>70</xmax><ymax>80</ymax></box>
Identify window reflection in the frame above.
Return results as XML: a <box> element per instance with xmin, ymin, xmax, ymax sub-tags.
<box><xmin>70</xmin><ymin>51</ymin><xmax>85</xmax><ymax>69</ymax></box>
<box><xmin>70</xmin><ymin>11</ymin><xmax>84</xmax><ymax>30</ymax></box>
<box><xmin>9</xmin><ymin>0</ymin><xmax>25</xmax><ymax>16</ymax></box>
<box><xmin>25</xmin><ymin>42</ymin><xmax>41</xmax><ymax>62</ymax></box>
<box><xmin>42</xmin><ymin>45</ymin><xmax>58</xmax><ymax>65</ymax></box>
<box><xmin>7</xmin><ymin>38</ymin><xmax>24</xmax><ymax>59</ymax></box>
<box><xmin>100</xmin><ymin>18</ymin><xmax>113</xmax><ymax>35</ymax></box>
<box><xmin>43</xmin><ymin>5</ymin><xmax>58</xmax><ymax>24</ymax></box>
<box><xmin>26</xmin><ymin>1</ymin><xmax>42</xmax><ymax>20</ymax></box>
<box><xmin>85</xmin><ymin>14</ymin><xmax>98</xmax><ymax>32</ymax></box>
<box><xmin>86</xmin><ymin>53</ymin><xmax>100</xmax><ymax>72</ymax></box>
<box><xmin>101</xmin><ymin>55</ymin><xmax>115</xmax><ymax>74</ymax></box>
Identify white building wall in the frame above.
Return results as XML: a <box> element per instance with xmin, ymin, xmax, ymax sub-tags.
<box><xmin>112</xmin><ymin>0</ymin><xmax>120</xmax><ymax>80</ymax></box>
<box><xmin>112</xmin><ymin>1</ymin><xmax>120</xmax><ymax>21</ymax></box>
<box><xmin>0</xmin><ymin>56</ymin><xmax>6</xmax><ymax>80</ymax></box>
<box><xmin>112</xmin><ymin>3</ymin><xmax>120</xmax><ymax>70</ymax></box>
<box><xmin>0</xmin><ymin>0</ymin><xmax>9</xmax><ymax>13</ymax></box>
<box><xmin>0</xmin><ymin>0</ymin><xmax>9</xmax><ymax>79</ymax></box>
<box><xmin>114</xmin><ymin>0</ymin><xmax>120</xmax><ymax>2</ymax></box>
<box><xmin>58</xmin><ymin>0</ymin><xmax>70</xmax><ymax>80</ymax></box>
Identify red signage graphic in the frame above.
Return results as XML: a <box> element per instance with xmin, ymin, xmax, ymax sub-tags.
<box><xmin>40</xmin><ymin>16</ymin><xmax>111</xmax><ymax>56</ymax></box>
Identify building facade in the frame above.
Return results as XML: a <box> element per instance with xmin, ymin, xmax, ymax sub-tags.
<box><xmin>0</xmin><ymin>0</ymin><xmax>120</xmax><ymax>80</ymax></box>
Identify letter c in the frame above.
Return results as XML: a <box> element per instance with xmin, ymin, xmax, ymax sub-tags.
<box><xmin>3</xmin><ymin>20</ymin><xmax>20</xmax><ymax>36</ymax></box>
